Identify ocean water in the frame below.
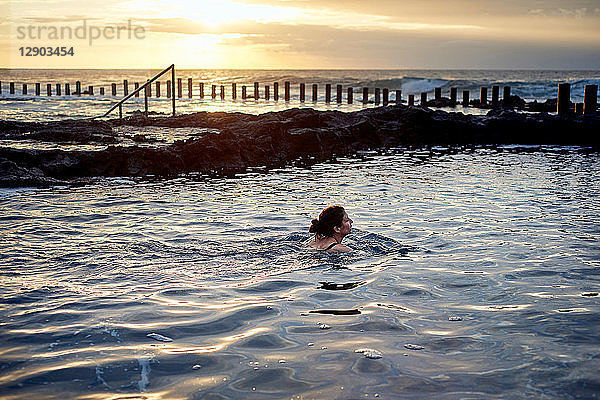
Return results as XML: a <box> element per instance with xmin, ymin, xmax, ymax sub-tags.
<box><xmin>1</xmin><ymin>147</ymin><xmax>600</xmax><ymax>399</ymax></box>
<box><xmin>1</xmin><ymin>69</ymin><xmax>599</xmax><ymax>121</ymax></box>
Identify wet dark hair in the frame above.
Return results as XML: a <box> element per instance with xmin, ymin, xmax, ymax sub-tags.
<box><xmin>309</xmin><ymin>205</ymin><xmax>345</xmax><ymax>238</ymax></box>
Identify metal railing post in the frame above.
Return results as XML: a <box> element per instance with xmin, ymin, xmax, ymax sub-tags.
<box><xmin>171</xmin><ymin>66</ymin><xmax>176</xmax><ymax>116</ymax></box>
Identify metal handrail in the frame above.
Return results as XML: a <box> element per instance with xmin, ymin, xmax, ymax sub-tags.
<box><xmin>94</xmin><ymin>64</ymin><xmax>176</xmax><ymax>119</ymax></box>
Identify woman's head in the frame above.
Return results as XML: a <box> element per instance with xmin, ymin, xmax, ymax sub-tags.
<box><xmin>309</xmin><ymin>205</ymin><xmax>352</xmax><ymax>238</ymax></box>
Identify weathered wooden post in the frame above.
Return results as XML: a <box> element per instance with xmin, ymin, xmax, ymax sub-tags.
<box><xmin>325</xmin><ymin>84</ymin><xmax>331</xmax><ymax>103</ymax></box>
<box><xmin>480</xmin><ymin>87</ymin><xmax>487</xmax><ymax>105</ymax></box>
<box><xmin>312</xmin><ymin>84</ymin><xmax>318</xmax><ymax>102</ymax></box>
<box><xmin>265</xmin><ymin>85</ymin><xmax>270</xmax><ymax>100</ymax></box>
<box><xmin>156</xmin><ymin>81</ymin><xmax>161</xmax><ymax>97</ymax></box>
<box><xmin>220</xmin><ymin>85</ymin><xmax>225</xmax><ymax>100</ymax></box>
<box><xmin>146</xmin><ymin>82</ymin><xmax>152</xmax><ymax>97</ymax></box>
<box><xmin>75</xmin><ymin>81</ymin><xmax>81</xmax><ymax>96</ymax></box>
<box><xmin>420</xmin><ymin>91</ymin><xmax>427</xmax><ymax>106</ymax></box>
<box><xmin>575</xmin><ymin>103</ymin><xmax>584</xmax><ymax>114</ymax></box>
<box><xmin>65</xmin><ymin>83</ymin><xmax>70</xmax><ymax>96</ymax></box>
<box><xmin>434</xmin><ymin>87</ymin><xmax>441</xmax><ymax>101</ymax></box>
<box><xmin>242</xmin><ymin>85</ymin><xmax>247</xmax><ymax>99</ymax></box>
<box><xmin>199</xmin><ymin>82</ymin><xmax>204</xmax><ymax>98</ymax></box>
<box><xmin>135</xmin><ymin>82</ymin><xmax>141</xmax><ymax>97</ymax></box>
<box><xmin>408</xmin><ymin>94</ymin><xmax>414</xmax><ymax>106</ymax></box>
<box><xmin>362</xmin><ymin>87</ymin><xmax>368</xmax><ymax>104</ymax></box>
<box><xmin>165</xmin><ymin>81</ymin><xmax>170</xmax><ymax>98</ymax></box>
<box><xmin>46</xmin><ymin>83</ymin><xmax>51</xmax><ymax>96</ymax></box>
<box><xmin>492</xmin><ymin>85</ymin><xmax>499</xmax><ymax>105</ymax></box>
<box><xmin>348</xmin><ymin>87</ymin><xmax>353</xmax><ymax>104</ymax></box>
<box><xmin>375</xmin><ymin>88</ymin><xmax>381</xmax><ymax>105</ymax></box>
<box><xmin>144</xmin><ymin>85</ymin><xmax>149</xmax><ymax>116</ymax></box>
<box><xmin>56</xmin><ymin>83</ymin><xmax>61</xmax><ymax>96</ymax></box>
<box><xmin>462</xmin><ymin>90</ymin><xmax>469</xmax><ymax>106</ymax></box>
<box><xmin>450</xmin><ymin>87</ymin><xmax>457</xmax><ymax>105</ymax></box>
<box><xmin>22</xmin><ymin>84</ymin><xmax>27</xmax><ymax>95</ymax></box>
<box><xmin>584</xmin><ymin>84</ymin><xmax>597</xmax><ymax>115</ymax></box>
<box><xmin>284</xmin><ymin>81</ymin><xmax>290</xmax><ymax>101</ymax></box>
<box><xmin>383</xmin><ymin>88</ymin><xmax>389</xmax><ymax>106</ymax></box>
<box><xmin>232</xmin><ymin>83</ymin><xmax>236</xmax><ymax>100</ymax></box>
<box><xmin>254</xmin><ymin>82</ymin><xmax>259</xmax><ymax>100</ymax></box>
<box><xmin>100</xmin><ymin>87</ymin><xmax>105</xmax><ymax>95</ymax></box>
<box><xmin>274</xmin><ymin>82</ymin><xmax>279</xmax><ymax>101</ymax></box>
<box><xmin>88</xmin><ymin>85</ymin><xmax>93</xmax><ymax>95</ymax></box>
<box><xmin>503</xmin><ymin>86</ymin><xmax>511</xmax><ymax>102</ymax></box>
<box><xmin>336</xmin><ymin>84</ymin><xmax>342</xmax><ymax>103</ymax></box>
<box><xmin>211</xmin><ymin>85</ymin><xmax>216</xmax><ymax>99</ymax></box>
<box><xmin>177</xmin><ymin>78</ymin><xmax>182</xmax><ymax>98</ymax></box>
<box><xmin>10</xmin><ymin>82</ymin><xmax>15</xmax><ymax>94</ymax></box>
<box><xmin>35</xmin><ymin>83</ymin><xmax>40</xmax><ymax>96</ymax></box>
<box><xmin>188</xmin><ymin>78</ymin><xmax>193</xmax><ymax>98</ymax></box>
<box><xmin>395</xmin><ymin>89</ymin><xmax>401</xmax><ymax>104</ymax></box>
<box><xmin>111</xmin><ymin>83</ymin><xmax>117</xmax><ymax>96</ymax></box>
<box><xmin>557</xmin><ymin>83</ymin><xmax>571</xmax><ymax>115</ymax></box>
<box><xmin>300</xmin><ymin>83</ymin><xmax>305</xmax><ymax>102</ymax></box>
<box><xmin>123</xmin><ymin>80</ymin><xmax>129</xmax><ymax>96</ymax></box>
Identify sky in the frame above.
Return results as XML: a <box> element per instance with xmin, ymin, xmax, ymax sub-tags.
<box><xmin>1</xmin><ymin>0</ymin><xmax>600</xmax><ymax>69</ymax></box>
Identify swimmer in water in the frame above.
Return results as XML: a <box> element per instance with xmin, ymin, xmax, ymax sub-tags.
<box><xmin>306</xmin><ymin>205</ymin><xmax>353</xmax><ymax>252</ymax></box>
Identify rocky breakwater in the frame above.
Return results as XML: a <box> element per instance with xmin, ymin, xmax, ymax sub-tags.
<box><xmin>1</xmin><ymin>105</ymin><xmax>599</xmax><ymax>187</ymax></box>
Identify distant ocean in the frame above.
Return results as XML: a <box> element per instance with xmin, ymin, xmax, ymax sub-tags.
<box><xmin>1</xmin><ymin>69</ymin><xmax>599</xmax><ymax>121</ymax></box>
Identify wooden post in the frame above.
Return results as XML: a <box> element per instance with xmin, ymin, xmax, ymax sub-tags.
<box><xmin>336</xmin><ymin>84</ymin><xmax>342</xmax><ymax>103</ymax></box>
<box><xmin>156</xmin><ymin>81</ymin><xmax>161</xmax><ymax>98</ymax></box>
<box><xmin>171</xmin><ymin>65</ymin><xmax>176</xmax><ymax>116</ymax></box>
<box><xmin>88</xmin><ymin>85</ymin><xmax>93</xmax><ymax>95</ymax></box>
<box><xmin>111</xmin><ymin>83</ymin><xmax>116</xmax><ymax>96</ymax></box>
<box><xmin>462</xmin><ymin>90</ymin><xmax>469</xmax><ymax>106</ymax></box>
<box><xmin>434</xmin><ymin>87</ymin><xmax>441</xmax><ymax>101</ymax></box>
<box><xmin>232</xmin><ymin>83</ymin><xmax>236</xmax><ymax>100</ymax></box>
<box><xmin>10</xmin><ymin>82</ymin><xmax>15</xmax><ymax>94</ymax></box>
<box><xmin>100</xmin><ymin>87</ymin><xmax>104</xmax><ymax>95</ymax></box>
<box><xmin>56</xmin><ymin>83</ymin><xmax>61</xmax><ymax>96</ymax></box>
<box><xmin>220</xmin><ymin>85</ymin><xmax>225</xmax><ymax>100</ymax></box>
<box><xmin>395</xmin><ymin>89</ymin><xmax>401</xmax><ymax>104</ymax></box>
<box><xmin>450</xmin><ymin>87</ymin><xmax>457</xmax><ymax>105</ymax></box>
<box><xmin>375</xmin><ymin>88</ymin><xmax>380</xmax><ymax>105</ymax></box>
<box><xmin>584</xmin><ymin>84</ymin><xmax>598</xmax><ymax>115</ymax></box>
<box><xmin>188</xmin><ymin>78</ymin><xmax>193</xmax><ymax>98</ymax></box>
<box><xmin>408</xmin><ymin>94</ymin><xmax>414</xmax><ymax>106</ymax></box>
<box><xmin>312</xmin><ymin>84</ymin><xmax>317</xmax><ymax>102</ymax></box>
<box><xmin>0</xmin><ymin>81</ymin><xmax>2</xmax><ymax>94</ymax></box>
<box><xmin>480</xmin><ymin>87</ymin><xmax>487</xmax><ymax>105</ymax></box>
<box><xmin>242</xmin><ymin>85</ymin><xmax>247</xmax><ymax>99</ymax></box>
<box><xmin>420</xmin><ymin>91</ymin><xmax>427</xmax><ymax>106</ymax></box>
<box><xmin>135</xmin><ymin>82</ymin><xmax>140</xmax><ymax>97</ymax></box>
<box><xmin>325</xmin><ymin>84</ymin><xmax>331</xmax><ymax>103</ymax></box>
<box><xmin>362</xmin><ymin>87</ymin><xmax>368</xmax><ymax>104</ymax></box>
<box><xmin>347</xmin><ymin>87</ymin><xmax>353</xmax><ymax>104</ymax></box>
<box><xmin>35</xmin><ymin>83</ymin><xmax>40</xmax><ymax>96</ymax></box>
<box><xmin>124</xmin><ymin>80</ymin><xmax>129</xmax><ymax>96</ymax></box>
<box><xmin>166</xmin><ymin>81</ymin><xmax>171</xmax><ymax>98</ymax></box>
<box><xmin>265</xmin><ymin>85</ymin><xmax>270</xmax><ymax>100</ymax></box>
<box><xmin>383</xmin><ymin>88</ymin><xmax>389</xmax><ymax>106</ymax></box>
<box><xmin>557</xmin><ymin>83</ymin><xmax>571</xmax><ymax>115</ymax></box>
<box><xmin>211</xmin><ymin>85</ymin><xmax>216</xmax><ymax>99</ymax></box>
<box><xmin>177</xmin><ymin>78</ymin><xmax>182</xmax><ymax>98</ymax></box>
<box><xmin>284</xmin><ymin>81</ymin><xmax>290</xmax><ymax>101</ymax></box>
<box><xmin>503</xmin><ymin>86</ymin><xmax>511</xmax><ymax>101</ymax></box>
<box><xmin>199</xmin><ymin>82</ymin><xmax>204</xmax><ymax>98</ymax></box>
<box><xmin>144</xmin><ymin>85</ymin><xmax>149</xmax><ymax>117</ymax></box>
<box><xmin>575</xmin><ymin>103</ymin><xmax>584</xmax><ymax>114</ymax></box>
<box><xmin>75</xmin><ymin>81</ymin><xmax>81</xmax><ymax>96</ymax></box>
<box><xmin>65</xmin><ymin>83</ymin><xmax>70</xmax><ymax>96</ymax></box>
<box><xmin>492</xmin><ymin>85</ymin><xmax>499</xmax><ymax>105</ymax></box>
<box><xmin>46</xmin><ymin>84</ymin><xmax>51</xmax><ymax>96</ymax></box>
<box><xmin>146</xmin><ymin>82</ymin><xmax>152</xmax><ymax>97</ymax></box>
<box><xmin>274</xmin><ymin>82</ymin><xmax>279</xmax><ymax>101</ymax></box>
<box><xmin>119</xmin><ymin>104</ymin><xmax>122</xmax><ymax>120</ymax></box>
<box><xmin>300</xmin><ymin>83</ymin><xmax>305</xmax><ymax>102</ymax></box>
<box><xmin>254</xmin><ymin>82</ymin><xmax>259</xmax><ymax>100</ymax></box>
<box><xmin>22</xmin><ymin>83</ymin><xmax>27</xmax><ymax>95</ymax></box>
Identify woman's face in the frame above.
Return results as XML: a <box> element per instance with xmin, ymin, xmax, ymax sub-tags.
<box><xmin>337</xmin><ymin>212</ymin><xmax>353</xmax><ymax>236</ymax></box>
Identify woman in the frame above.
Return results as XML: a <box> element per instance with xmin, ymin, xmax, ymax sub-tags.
<box><xmin>306</xmin><ymin>205</ymin><xmax>353</xmax><ymax>252</ymax></box>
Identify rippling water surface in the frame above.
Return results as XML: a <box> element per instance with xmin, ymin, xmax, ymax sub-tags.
<box><xmin>1</xmin><ymin>149</ymin><xmax>599</xmax><ymax>399</ymax></box>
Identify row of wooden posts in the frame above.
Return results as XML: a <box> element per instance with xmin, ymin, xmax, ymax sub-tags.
<box><xmin>1</xmin><ymin>79</ymin><xmax>597</xmax><ymax>115</ymax></box>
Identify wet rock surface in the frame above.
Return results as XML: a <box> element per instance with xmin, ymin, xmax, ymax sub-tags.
<box><xmin>0</xmin><ymin>104</ymin><xmax>598</xmax><ymax>187</ymax></box>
